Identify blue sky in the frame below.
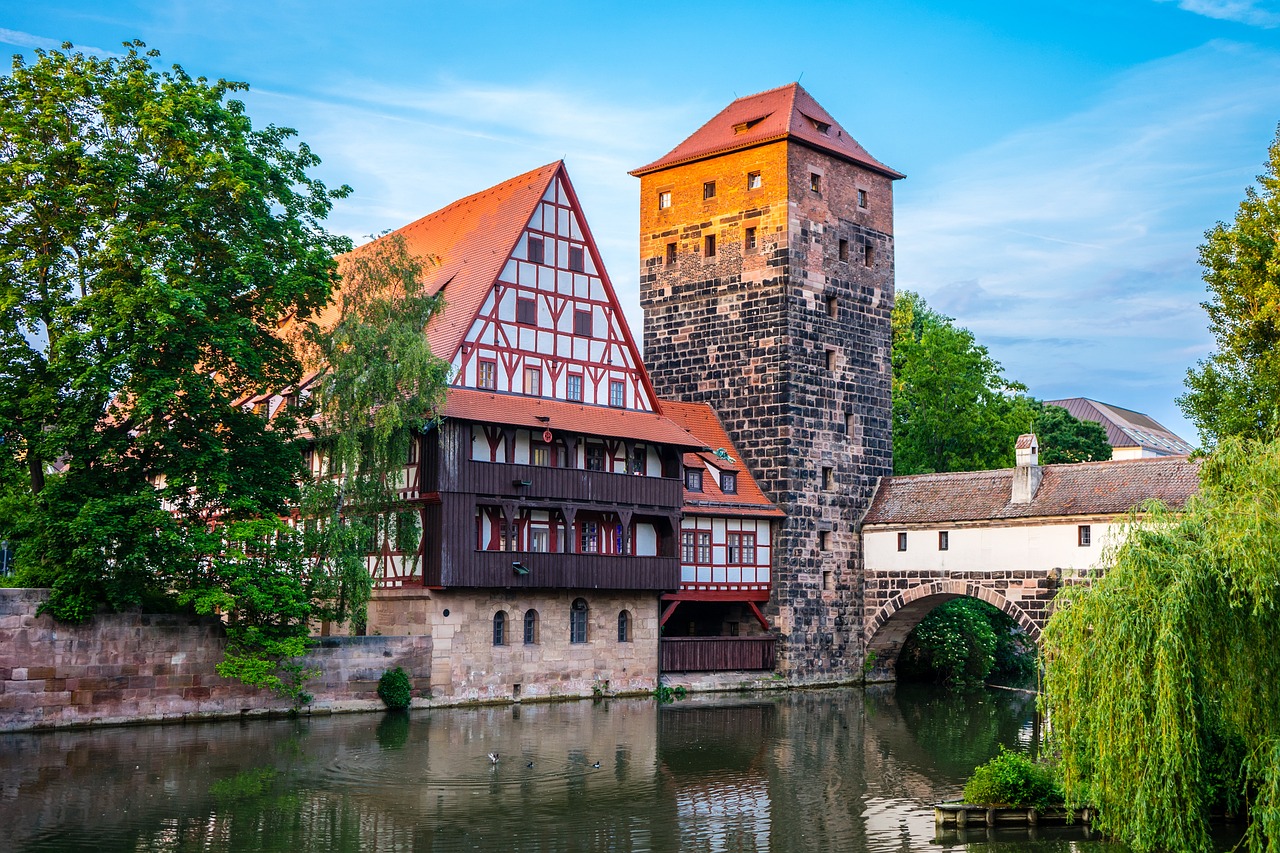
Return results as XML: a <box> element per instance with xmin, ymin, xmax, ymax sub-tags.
<box><xmin>7</xmin><ymin>1</ymin><xmax>1280</xmax><ymax>444</ymax></box>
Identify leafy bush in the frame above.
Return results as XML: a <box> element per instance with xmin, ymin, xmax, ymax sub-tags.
<box><xmin>963</xmin><ymin>747</ymin><xmax>1062</xmax><ymax>810</ymax></box>
<box><xmin>898</xmin><ymin>598</ymin><xmax>1036</xmax><ymax>687</ymax></box>
<box><xmin>377</xmin><ymin>667</ymin><xmax>413</xmax><ymax>710</ymax></box>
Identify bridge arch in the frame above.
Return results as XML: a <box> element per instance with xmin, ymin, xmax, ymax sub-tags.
<box><xmin>863</xmin><ymin>580</ymin><xmax>1042</xmax><ymax>680</ymax></box>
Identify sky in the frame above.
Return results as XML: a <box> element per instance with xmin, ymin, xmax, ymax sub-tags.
<box><xmin>7</xmin><ymin>1</ymin><xmax>1280</xmax><ymax>445</ymax></box>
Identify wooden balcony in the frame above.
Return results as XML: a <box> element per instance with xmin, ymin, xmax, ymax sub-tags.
<box><xmin>659</xmin><ymin>636</ymin><xmax>777</xmax><ymax>673</ymax></box>
<box><xmin>442</xmin><ymin>549</ymin><xmax>679</xmax><ymax>591</ymax></box>
<box><xmin>444</xmin><ymin>459</ymin><xmax>682</xmax><ymax>509</ymax></box>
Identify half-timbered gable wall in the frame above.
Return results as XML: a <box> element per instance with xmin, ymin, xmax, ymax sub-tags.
<box><xmin>451</xmin><ymin>172</ymin><xmax>655</xmax><ymax>412</ymax></box>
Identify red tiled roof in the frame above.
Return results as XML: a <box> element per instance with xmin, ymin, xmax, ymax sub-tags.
<box><xmin>1046</xmin><ymin>397</ymin><xmax>1195</xmax><ymax>456</ymax></box>
<box><xmin>630</xmin><ymin>83</ymin><xmax>904</xmax><ymax>179</ymax></box>
<box><xmin>304</xmin><ymin>162</ymin><xmax>562</xmax><ymax>366</ymax></box>
<box><xmin>660</xmin><ymin>400</ymin><xmax>784</xmax><ymax>518</ymax></box>
<box><xmin>864</xmin><ymin>456</ymin><xmax>1200</xmax><ymax>525</ymax></box>
<box><xmin>444</xmin><ymin>388</ymin><xmax>704</xmax><ymax>448</ymax></box>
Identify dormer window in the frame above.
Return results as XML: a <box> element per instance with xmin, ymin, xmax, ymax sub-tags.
<box><xmin>721</xmin><ymin>472</ymin><xmax>737</xmax><ymax>494</ymax></box>
<box><xmin>732</xmin><ymin>115</ymin><xmax>767</xmax><ymax>134</ymax></box>
<box><xmin>685</xmin><ymin>468</ymin><xmax>703</xmax><ymax>492</ymax></box>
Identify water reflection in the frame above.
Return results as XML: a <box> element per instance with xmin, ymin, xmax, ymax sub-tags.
<box><xmin>0</xmin><ymin>686</ymin><xmax>1122</xmax><ymax>853</ymax></box>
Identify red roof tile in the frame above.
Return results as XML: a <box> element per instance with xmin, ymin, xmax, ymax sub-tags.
<box><xmin>660</xmin><ymin>400</ymin><xmax>784</xmax><ymax>518</ymax></box>
<box><xmin>444</xmin><ymin>388</ymin><xmax>704</xmax><ymax>448</ymax></box>
<box><xmin>864</xmin><ymin>456</ymin><xmax>1199</xmax><ymax>525</ymax></box>
<box><xmin>630</xmin><ymin>83</ymin><xmax>904</xmax><ymax>179</ymax></box>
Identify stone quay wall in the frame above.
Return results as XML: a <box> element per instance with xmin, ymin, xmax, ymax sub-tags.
<box><xmin>0</xmin><ymin>588</ymin><xmax>431</xmax><ymax>732</ymax></box>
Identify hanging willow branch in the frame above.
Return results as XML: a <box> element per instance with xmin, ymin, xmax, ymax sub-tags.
<box><xmin>1043</xmin><ymin>437</ymin><xmax>1280</xmax><ymax>853</ymax></box>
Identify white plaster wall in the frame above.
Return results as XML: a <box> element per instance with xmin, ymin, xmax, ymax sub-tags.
<box><xmin>863</xmin><ymin>520</ymin><xmax>1123</xmax><ymax>573</ymax></box>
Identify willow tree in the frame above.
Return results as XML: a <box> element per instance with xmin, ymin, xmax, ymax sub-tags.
<box><xmin>1043</xmin><ymin>437</ymin><xmax>1280</xmax><ymax>852</ymax></box>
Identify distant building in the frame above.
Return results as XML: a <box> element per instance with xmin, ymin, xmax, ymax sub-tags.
<box><xmin>1045</xmin><ymin>397</ymin><xmax>1195</xmax><ymax>459</ymax></box>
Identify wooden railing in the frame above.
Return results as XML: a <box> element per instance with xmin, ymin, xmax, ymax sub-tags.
<box><xmin>660</xmin><ymin>636</ymin><xmax>777</xmax><ymax>673</ymax></box>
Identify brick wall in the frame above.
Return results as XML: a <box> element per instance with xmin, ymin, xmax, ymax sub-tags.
<box><xmin>639</xmin><ymin>140</ymin><xmax>895</xmax><ymax>682</ymax></box>
<box><xmin>0</xmin><ymin>588</ymin><xmax>431</xmax><ymax>732</ymax></box>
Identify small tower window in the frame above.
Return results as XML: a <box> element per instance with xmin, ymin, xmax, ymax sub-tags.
<box><xmin>825</xmin><ymin>349</ymin><xmax>837</xmax><ymax>371</ymax></box>
<box><xmin>810</xmin><ymin>173</ymin><xmax>822</xmax><ymax>193</ymax></box>
<box><xmin>747</xmin><ymin>171</ymin><xmax>762</xmax><ymax>190</ymax></box>
<box><xmin>704</xmin><ymin>234</ymin><xmax>716</xmax><ymax>257</ymax></box>
<box><xmin>666</xmin><ymin>242</ymin><xmax>677</xmax><ymax>265</ymax></box>
<box><xmin>864</xmin><ymin>244</ymin><xmax>875</xmax><ymax>267</ymax></box>
<box><xmin>939</xmin><ymin>531</ymin><xmax>949</xmax><ymax>551</ymax></box>
<box><xmin>827</xmin><ymin>295</ymin><xmax>838</xmax><ymax>317</ymax></box>
<box><xmin>527</xmin><ymin>236</ymin><xmax>544</xmax><ymax>264</ymax></box>
<box><xmin>658</xmin><ymin>190</ymin><xmax>671</xmax><ymax>209</ymax></box>
<box><xmin>897</xmin><ymin>532</ymin><xmax>908</xmax><ymax>552</ymax></box>
<box><xmin>744</xmin><ymin>226</ymin><xmax>757</xmax><ymax>251</ymax></box>
<box><xmin>703</xmin><ymin>180</ymin><xmax>716</xmax><ymax>200</ymax></box>
<box><xmin>568</xmin><ymin>246</ymin><xmax>585</xmax><ymax>272</ymax></box>
<box><xmin>838</xmin><ymin>239</ymin><xmax>849</xmax><ymax>262</ymax></box>
<box><xmin>858</xmin><ymin>189</ymin><xmax>868</xmax><ymax>208</ymax></box>
<box><xmin>820</xmin><ymin>531</ymin><xmax>832</xmax><ymax>551</ymax></box>
<box><xmin>822</xmin><ymin>466</ymin><xmax>835</xmax><ymax>490</ymax></box>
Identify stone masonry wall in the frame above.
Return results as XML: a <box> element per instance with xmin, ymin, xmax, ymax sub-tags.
<box><xmin>0</xmin><ymin>588</ymin><xmax>431</xmax><ymax>732</ymax></box>
<box><xmin>639</xmin><ymin>140</ymin><xmax>895</xmax><ymax>682</ymax></box>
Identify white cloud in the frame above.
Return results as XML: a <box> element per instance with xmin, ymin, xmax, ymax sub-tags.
<box><xmin>897</xmin><ymin>40</ymin><xmax>1280</xmax><ymax>443</ymax></box>
<box><xmin>1159</xmin><ymin>0</ymin><xmax>1280</xmax><ymax>27</ymax></box>
<box><xmin>0</xmin><ymin>28</ymin><xmax>119</xmax><ymax>57</ymax></box>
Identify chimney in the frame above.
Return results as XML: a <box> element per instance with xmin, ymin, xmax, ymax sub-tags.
<box><xmin>1011</xmin><ymin>433</ymin><xmax>1041</xmax><ymax>504</ymax></box>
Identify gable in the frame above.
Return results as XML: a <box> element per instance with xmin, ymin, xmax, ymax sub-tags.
<box><xmin>451</xmin><ymin>165</ymin><xmax>659</xmax><ymax>412</ymax></box>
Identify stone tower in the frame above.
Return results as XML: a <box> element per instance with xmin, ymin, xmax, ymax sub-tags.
<box><xmin>631</xmin><ymin>84</ymin><xmax>902</xmax><ymax>680</ymax></box>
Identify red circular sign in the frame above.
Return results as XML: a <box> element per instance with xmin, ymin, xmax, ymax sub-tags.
<box><xmin>543</xmin><ymin>429</ymin><xmax>553</xmax><ymax>443</ymax></box>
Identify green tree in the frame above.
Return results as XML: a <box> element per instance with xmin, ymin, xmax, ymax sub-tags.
<box><xmin>1179</xmin><ymin>124</ymin><xmax>1280</xmax><ymax>445</ymax></box>
<box><xmin>892</xmin><ymin>291</ymin><xmax>1038</xmax><ymax>474</ymax></box>
<box><xmin>898</xmin><ymin>598</ymin><xmax>1034</xmax><ymax>688</ymax></box>
<box><xmin>1043</xmin><ymin>437</ymin><xmax>1280</xmax><ymax>852</ymax></box>
<box><xmin>1031</xmin><ymin>403</ymin><xmax>1112</xmax><ymax>464</ymax></box>
<box><xmin>0</xmin><ymin>44</ymin><xmax>348</xmax><ymax>617</ymax></box>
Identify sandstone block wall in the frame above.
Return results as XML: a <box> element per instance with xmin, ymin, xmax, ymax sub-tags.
<box><xmin>0</xmin><ymin>589</ymin><xmax>431</xmax><ymax>732</ymax></box>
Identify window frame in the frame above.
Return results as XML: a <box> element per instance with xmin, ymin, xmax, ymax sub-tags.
<box><xmin>1078</xmin><ymin>525</ymin><xmax>1092</xmax><ymax>547</ymax></box>
<box><xmin>523</xmin><ymin>609</ymin><xmax>539</xmax><ymax>645</ymax></box>
<box><xmin>574</xmin><ymin>308</ymin><xmax>593</xmax><ymax>337</ymax></box>
<box><xmin>527</xmin><ymin>236</ymin><xmax>545</xmax><ymax>264</ymax></box>
<box><xmin>478</xmin><ymin>359</ymin><xmax>497</xmax><ymax>390</ymax></box>
<box><xmin>517</xmin><ymin>295</ymin><xmax>537</xmax><ymax>325</ymax></box>
<box><xmin>568</xmin><ymin>245</ymin><xmax>585</xmax><ymax>272</ymax></box>
<box><xmin>617</xmin><ymin>610</ymin><xmax>631</xmax><ymax>643</ymax></box>
<box><xmin>744</xmin><ymin>226</ymin><xmax>757</xmax><ymax>252</ymax></box>
<box><xmin>609</xmin><ymin>379</ymin><xmax>625</xmax><ymax>408</ymax></box>
<box><xmin>721</xmin><ymin>472</ymin><xmax>737</xmax><ymax>494</ymax></box>
<box><xmin>747</xmin><ymin>171</ymin><xmax>762</xmax><ymax>190</ymax></box>
<box><xmin>566</xmin><ymin>373</ymin><xmax>583</xmax><ymax>402</ymax></box>
<box><xmin>493</xmin><ymin>610</ymin><xmax>507</xmax><ymax>646</ymax></box>
<box><xmin>570</xmin><ymin>598</ymin><xmax>589</xmax><ymax>644</ymax></box>
<box><xmin>703</xmin><ymin>180</ymin><xmax>716</xmax><ymax>200</ymax></box>
<box><xmin>939</xmin><ymin>531</ymin><xmax>949</xmax><ymax>551</ymax></box>
<box><xmin>524</xmin><ymin>365</ymin><xmax>542</xmax><ymax>397</ymax></box>
<box><xmin>657</xmin><ymin>190</ymin><xmax>671</xmax><ymax>209</ymax></box>
<box><xmin>685</xmin><ymin>467</ymin><xmax>703</xmax><ymax>492</ymax></box>
<box><xmin>726</xmin><ymin>531</ymin><xmax>757</xmax><ymax>565</ymax></box>
<box><xmin>897</xmin><ymin>532</ymin><xmax>908</xmax><ymax>552</ymax></box>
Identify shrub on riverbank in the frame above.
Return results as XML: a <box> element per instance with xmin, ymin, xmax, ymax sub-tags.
<box><xmin>377</xmin><ymin>667</ymin><xmax>412</xmax><ymax>710</ymax></box>
<box><xmin>963</xmin><ymin>748</ymin><xmax>1062</xmax><ymax>810</ymax></box>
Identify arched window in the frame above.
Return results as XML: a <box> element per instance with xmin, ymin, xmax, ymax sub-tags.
<box><xmin>523</xmin><ymin>609</ymin><xmax>539</xmax><ymax>645</ymax></box>
<box><xmin>493</xmin><ymin>610</ymin><xmax>507</xmax><ymax>646</ymax></box>
<box><xmin>617</xmin><ymin>610</ymin><xmax>631</xmax><ymax>643</ymax></box>
<box><xmin>570</xmin><ymin>598</ymin><xmax>589</xmax><ymax>644</ymax></box>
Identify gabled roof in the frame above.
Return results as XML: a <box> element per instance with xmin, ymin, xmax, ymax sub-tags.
<box><xmin>1046</xmin><ymin>398</ymin><xmax>1195</xmax><ymax>456</ymax></box>
<box><xmin>309</xmin><ymin>162</ymin><xmax>563</xmax><ymax>366</ymax></box>
<box><xmin>630</xmin><ymin>83</ymin><xmax>904</xmax><ymax>179</ymax></box>
<box><xmin>444</xmin><ymin>388</ymin><xmax>704</xmax><ymax>448</ymax></box>
<box><xmin>660</xmin><ymin>400</ymin><xmax>784</xmax><ymax>518</ymax></box>
<box><xmin>864</xmin><ymin>456</ymin><xmax>1199</xmax><ymax>526</ymax></box>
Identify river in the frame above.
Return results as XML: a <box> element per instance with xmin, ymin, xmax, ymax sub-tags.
<box><xmin>1</xmin><ymin>684</ymin><xmax>1129</xmax><ymax>852</ymax></box>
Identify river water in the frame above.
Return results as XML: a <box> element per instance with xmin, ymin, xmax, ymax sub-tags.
<box><xmin>0</xmin><ymin>685</ymin><xmax>1129</xmax><ymax>852</ymax></box>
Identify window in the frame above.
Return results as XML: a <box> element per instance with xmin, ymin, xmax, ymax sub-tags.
<box><xmin>1078</xmin><ymin>525</ymin><xmax>1092</xmax><ymax>547</ymax></box>
<box><xmin>406</xmin><ymin>437</ymin><xmax>419</xmax><ymax>465</ymax></box>
<box><xmin>478</xmin><ymin>359</ymin><xmax>496</xmax><ymax>390</ymax></box>
<box><xmin>585</xmin><ymin>445</ymin><xmax>605</xmax><ymax>471</ymax></box>
<box><xmin>747</xmin><ymin>171</ymin><xmax>762</xmax><ymax>190</ymax></box>
<box><xmin>823</xmin><ymin>570</ymin><xmax>834</xmax><ymax>591</ymax></box>
<box><xmin>617</xmin><ymin>610</ymin><xmax>631</xmax><ymax>643</ymax></box>
<box><xmin>523</xmin><ymin>609</ymin><xmax>539</xmax><ymax>645</ymax></box>
<box><xmin>820</xmin><ymin>531</ymin><xmax>832</xmax><ymax>551</ymax></box>
<box><xmin>568</xmin><ymin>246</ymin><xmax>585</xmax><ymax>272</ymax></box>
<box><xmin>810</xmin><ymin>172</ymin><xmax>821</xmax><ymax>193</ymax></box>
<box><xmin>567</xmin><ymin>373</ymin><xmax>583</xmax><ymax>402</ymax></box>
<box><xmin>609</xmin><ymin>380</ymin><xmax>625</xmax><ymax>408</ymax></box>
<box><xmin>531</xmin><ymin>445</ymin><xmax>550</xmax><ymax>467</ymax></box>
<box><xmin>681</xmin><ymin>530</ymin><xmax>711</xmax><ymax>563</ymax></box>
<box><xmin>703</xmin><ymin>180</ymin><xmax>716</xmax><ymax>200</ymax></box>
<box><xmin>517</xmin><ymin>296</ymin><xmax>536</xmax><ymax>325</ymax></box>
<box><xmin>864</xmin><ymin>244</ymin><xmax>875</xmax><ymax>267</ymax></box>
<box><xmin>580</xmin><ymin>522</ymin><xmax>600</xmax><ymax>554</ymax></box>
<box><xmin>721</xmin><ymin>472</ymin><xmax>737</xmax><ymax>494</ymax></box>
<box><xmin>858</xmin><ymin>188</ymin><xmax>868</xmax><ymax>208</ymax></box>
<box><xmin>744</xmin><ymin>226</ymin><xmax>757</xmax><ymax>252</ymax></box>
<box><xmin>704</xmin><ymin>234</ymin><xmax>716</xmax><ymax>257</ymax></box>
<box><xmin>826</xmin><ymin>295</ymin><xmax>838</xmax><ymax>318</ymax></box>
<box><xmin>685</xmin><ymin>467</ymin><xmax>703</xmax><ymax>492</ymax></box>
<box><xmin>897</xmin><ymin>532</ymin><xmax>908</xmax><ymax>552</ymax></box>
<box><xmin>493</xmin><ymin>611</ymin><xmax>507</xmax><ymax>646</ymax></box>
<box><xmin>658</xmin><ymin>190</ymin><xmax>671</xmax><ymax>209</ymax></box>
<box><xmin>666</xmin><ymin>242</ymin><xmax>677</xmax><ymax>265</ymax></box>
<box><xmin>839</xmin><ymin>239</ymin><xmax>849</xmax><ymax>262</ymax></box>
<box><xmin>727</xmin><ymin>532</ymin><xmax>756</xmax><ymax>564</ymax></box>
<box><xmin>825</xmin><ymin>350</ymin><xmax>836</xmax><ymax>371</ymax></box>
<box><xmin>527</xmin><ymin>236</ymin><xmax>544</xmax><ymax>264</ymax></box>
<box><xmin>630</xmin><ymin>446</ymin><xmax>646</xmax><ymax>475</ymax></box>
<box><xmin>524</xmin><ymin>366</ymin><xmax>541</xmax><ymax>397</ymax></box>
<box><xmin>570</xmin><ymin>598</ymin><xmax>588</xmax><ymax>644</ymax></box>
<box><xmin>529</xmin><ymin>526</ymin><xmax>550</xmax><ymax>553</ymax></box>
<box><xmin>845</xmin><ymin>412</ymin><xmax>855</xmax><ymax>434</ymax></box>
<box><xmin>822</xmin><ymin>466</ymin><xmax>835</xmax><ymax>489</ymax></box>
<box><xmin>574</xmin><ymin>308</ymin><xmax>593</xmax><ymax>337</ymax></box>
<box><xmin>939</xmin><ymin>531</ymin><xmax>949</xmax><ymax>551</ymax></box>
